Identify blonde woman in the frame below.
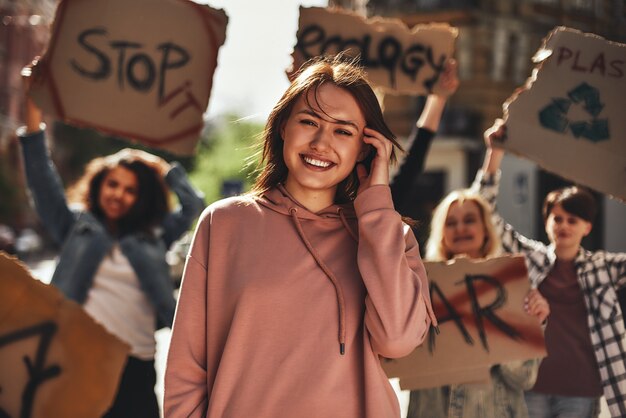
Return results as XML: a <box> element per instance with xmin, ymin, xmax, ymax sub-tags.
<box><xmin>406</xmin><ymin>185</ymin><xmax>549</xmax><ymax>417</ymax></box>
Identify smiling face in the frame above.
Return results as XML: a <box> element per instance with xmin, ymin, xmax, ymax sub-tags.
<box><xmin>98</xmin><ymin>166</ymin><xmax>138</xmax><ymax>223</ymax></box>
<box><xmin>545</xmin><ymin>203</ymin><xmax>591</xmax><ymax>252</ymax></box>
<box><xmin>443</xmin><ymin>200</ymin><xmax>487</xmax><ymax>259</ymax></box>
<box><xmin>281</xmin><ymin>83</ymin><xmax>368</xmax><ymax>210</ymax></box>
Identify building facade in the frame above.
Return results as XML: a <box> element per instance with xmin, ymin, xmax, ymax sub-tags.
<box><xmin>330</xmin><ymin>0</ymin><xmax>626</xmax><ymax>252</ymax></box>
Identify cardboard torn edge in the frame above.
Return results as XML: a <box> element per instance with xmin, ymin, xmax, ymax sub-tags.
<box><xmin>301</xmin><ymin>6</ymin><xmax>459</xmax><ymax>39</ymax></box>
<box><xmin>288</xmin><ymin>6</ymin><xmax>458</xmax><ymax>81</ymax></box>
<box><xmin>499</xmin><ymin>26</ymin><xmax>626</xmax><ymax>203</ymax></box>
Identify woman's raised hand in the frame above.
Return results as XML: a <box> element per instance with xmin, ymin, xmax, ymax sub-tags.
<box><xmin>481</xmin><ymin>119</ymin><xmax>507</xmax><ymax>175</ymax></box>
<box><xmin>115</xmin><ymin>148</ymin><xmax>171</xmax><ymax>177</ymax></box>
<box><xmin>21</xmin><ymin>59</ymin><xmax>44</xmax><ymax>133</ymax></box>
<box><xmin>356</xmin><ymin>127</ymin><xmax>393</xmax><ymax>195</ymax></box>
<box><xmin>434</xmin><ymin>58</ymin><xmax>460</xmax><ymax>99</ymax></box>
<box><xmin>484</xmin><ymin>118</ymin><xmax>507</xmax><ymax>150</ymax></box>
<box><xmin>524</xmin><ymin>289</ymin><xmax>550</xmax><ymax>324</ymax></box>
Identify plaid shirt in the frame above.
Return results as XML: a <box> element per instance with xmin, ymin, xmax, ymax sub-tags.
<box><xmin>473</xmin><ymin>170</ymin><xmax>626</xmax><ymax>417</ymax></box>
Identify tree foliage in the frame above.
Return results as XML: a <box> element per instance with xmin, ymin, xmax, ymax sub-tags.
<box><xmin>189</xmin><ymin>114</ymin><xmax>264</xmax><ymax>205</ymax></box>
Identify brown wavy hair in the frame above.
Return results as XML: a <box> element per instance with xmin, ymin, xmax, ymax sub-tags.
<box><xmin>67</xmin><ymin>151</ymin><xmax>170</xmax><ymax>236</ymax></box>
<box><xmin>543</xmin><ymin>186</ymin><xmax>597</xmax><ymax>223</ymax></box>
<box><xmin>251</xmin><ymin>54</ymin><xmax>403</xmax><ymax>203</ymax></box>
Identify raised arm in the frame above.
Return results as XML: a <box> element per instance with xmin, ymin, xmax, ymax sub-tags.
<box><xmin>19</xmin><ymin>93</ymin><xmax>76</xmax><ymax>245</ymax></box>
<box><xmin>161</xmin><ymin>163</ymin><xmax>205</xmax><ymax>248</ymax></box>
<box><xmin>390</xmin><ymin>59</ymin><xmax>459</xmax><ymax>213</ymax></box>
<box><xmin>472</xmin><ymin>120</ymin><xmax>547</xmax><ymax>256</ymax></box>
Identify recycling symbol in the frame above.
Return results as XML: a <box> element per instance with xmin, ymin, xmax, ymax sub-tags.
<box><xmin>538</xmin><ymin>82</ymin><xmax>609</xmax><ymax>142</ymax></box>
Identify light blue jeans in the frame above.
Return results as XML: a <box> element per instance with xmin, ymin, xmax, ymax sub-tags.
<box><xmin>524</xmin><ymin>391</ymin><xmax>600</xmax><ymax>418</ymax></box>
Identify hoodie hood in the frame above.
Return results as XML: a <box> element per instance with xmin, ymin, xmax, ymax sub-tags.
<box><xmin>257</xmin><ymin>184</ymin><xmax>357</xmax><ymax>221</ymax></box>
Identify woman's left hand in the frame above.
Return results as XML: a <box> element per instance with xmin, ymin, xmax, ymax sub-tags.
<box><xmin>356</xmin><ymin>127</ymin><xmax>393</xmax><ymax>195</ymax></box>
<box><xmin>524</xmin><ymin>289</ymin><xmax>550</xmax><ymax>324</ymax></box>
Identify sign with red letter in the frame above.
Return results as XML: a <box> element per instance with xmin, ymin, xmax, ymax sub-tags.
<box><xmin>382</xmin><ymin>256</ymin><xmax>546</xmax><ymax>390</ymax></box>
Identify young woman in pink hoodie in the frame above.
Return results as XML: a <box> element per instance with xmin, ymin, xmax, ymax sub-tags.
<box><xmin>164</xmin><ymin>55</ymin><xmax>437</xmax><ymax>418</ymax></box>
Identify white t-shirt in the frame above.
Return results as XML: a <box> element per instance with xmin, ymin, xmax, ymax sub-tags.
<box><xmin>84</xmin><ymin>245</ymin><xmax>156</xmax><ymax>359</ymax></box>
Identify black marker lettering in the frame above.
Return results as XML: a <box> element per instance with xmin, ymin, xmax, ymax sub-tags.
<box><xmin>110</xmin><ymin>41</ymin><xmax>142</xmax><ymax>90</ymax></box>
<box><xmin>295</xmin><ymin>25</ymin><xmax>325</xmax><ymax>60</ymax></box>
<box><xmin>463</xmin><ymin>274</ymin><xmax>522</xmax><ymax>352</ymax></box>
<box><xmin>71</xmin><ymin>27</ymin><xmax>110</xmax><ymax>80</ymax></box>
<box><xmin>378</xmin><ymin>37</ymin><xmax>401</xmax><ymax>87</ymax></box>
<box><xmin>428</xmin><ymin>281</ymin><xmax>473</xmax><ymax>354</ymax></box>
<box><xmin>127</xmin><ymin>53</ymin><xmax>156</xmax><ymax>91</ymax></box>
<box><xmin>157</xmin><ymin>42</ymin><xmax>190</xmax><ymax>101</ymax></box>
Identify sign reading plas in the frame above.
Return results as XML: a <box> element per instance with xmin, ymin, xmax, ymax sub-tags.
<box><xmin>292</xmin><ymin>7</ymin><xmax>457</xmax><ymax>96</ymax></box>
<box><xmin>30</xmin><ymin>0</ymin><xmax>227</xmax><ymax>155</ymax></box>
<box><xmin>503</xmin><ymin>27</ymin><xmax>626</xmax><ymax>201</ymax></box>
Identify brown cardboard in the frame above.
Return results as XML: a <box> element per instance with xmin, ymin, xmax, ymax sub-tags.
<box><xmin>503</xmin><ymin>27</ymin><xmax>626</xmax><ymax>201</ymax></box>
<box><xmin>291</xmin><ymin>7</ymin><xmax>457</xmax><ymax>95</ymax></box>
<box><xmin>398</xmin><ymin>366</ymin><xmax>491</xmax><ymax>391</ymax></box>
<box><xmin>0</xmin><ymin>252</ymin><xmax>129</xmax><ymax>418</ymax></box>
<box><xmin>381</xmin><ymin>256</ymin><xmax>546</xmax><ymax>390</ymax></box>
<box><xmin>29</xmin><ymin>0</ymin><xmax>228</xmax><ymax>156</ymax></box>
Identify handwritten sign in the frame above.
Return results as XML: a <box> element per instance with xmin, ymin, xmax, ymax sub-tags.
<box><xmin>291</xmin><ymin>7</ymin><xmax>457</xmax><ymax>95</ymax></box>
<box><xmin>503</xmin><ymin>27</ymin><xmax>626</xmax><ymax>201</ymax></box>
<box><xmin>29</xmin><ymin>0</ymin><xmax>228</xmax><ymax>155</ymax></box>
<box><xmin>382</xmin><ymin>256</ymin><xmax>546</xmax><ymax>390</ymax></box>
<box><xmin>0</xmin><ymin>252</ymin><xmax>129</xmax><ymax>418</ymax></box>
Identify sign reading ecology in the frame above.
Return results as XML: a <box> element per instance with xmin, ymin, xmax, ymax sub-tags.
<box><xmin>0</xmin><ymin>253</ymin><xmax>129</xmax><ymax>418</ymax></box>
<box><xmin>292</xmin><ymin>7</ymin><xmax>457</xmax><ymax>95</ymax></box>
<box><xmin>503</xmin><ymin>27</ymin><xmax>626</xmax><ymax>201</ymax></box>
<box><xmin>382</xmin><ymin>256</ymin><xmax>546</xmax><ymax>390</ymax></box>
<box><xmin>29</xmin><ymin>0</ymin><xmax>228</xmax><ymax>155</ymax></box>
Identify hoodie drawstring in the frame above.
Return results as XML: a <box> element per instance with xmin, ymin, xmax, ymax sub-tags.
<box><xmin>337</xmin><ymin>208</ymin><xmax>358</xmax><ymax>242</ymax></box>
<box><xmin>289</xmin><ymin>207</ymin><xmax>347</xmax><ymax>355</ymax></box>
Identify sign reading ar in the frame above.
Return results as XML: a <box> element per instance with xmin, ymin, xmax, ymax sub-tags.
<box><xmin>382</xmin><ymin>256</ymin><xmax>546</xmax><ymax>390</ymax></box>
<box><xmin>29</xmin><ymin>0</ymin><xmax>228</xmax><ymax>155</ymax></box>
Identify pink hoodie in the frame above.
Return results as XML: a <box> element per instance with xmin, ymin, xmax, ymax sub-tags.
<box><xmin>164</xmin><ymin>184</ymin><xmax>434</xmax><ymax>418</ymax></box>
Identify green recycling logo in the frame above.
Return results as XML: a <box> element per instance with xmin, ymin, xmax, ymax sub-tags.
<box><xmin>538</xmin><ymin>82</ymin><xmax>609</xmax><ymax>142</ymax></box>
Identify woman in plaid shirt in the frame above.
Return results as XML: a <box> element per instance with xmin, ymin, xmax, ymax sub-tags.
<box><xmin>474</xmin><ymin>120</ymin><xmax>626</xmax><ymax>418</ymax></box>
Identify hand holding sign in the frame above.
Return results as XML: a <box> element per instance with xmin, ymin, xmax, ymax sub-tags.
<box><xmin>382</xmin><ymin>256</ymin><xmax>546</xmax><ymax>390</ymax></box>
<box><xmin>524</xmin><ymin>289</ymin><xmax>550</xmax><ymax>324</ymax></box>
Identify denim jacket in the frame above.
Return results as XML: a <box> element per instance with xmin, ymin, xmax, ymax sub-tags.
<box><xmin>19</xmin><ymin>129</ymin><xmax>205</xmax><ymax>328</ymax></box>
<box><xmin>408</xmin><ymin>359</ymin><xmax>539</xmax><ymax>418</ymax></box>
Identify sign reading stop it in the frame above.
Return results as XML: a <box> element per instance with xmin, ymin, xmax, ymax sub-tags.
<box><xmin>30</xmin><ymin>0</ymin><xmax>228</xmax><ymax>155</ymax></box>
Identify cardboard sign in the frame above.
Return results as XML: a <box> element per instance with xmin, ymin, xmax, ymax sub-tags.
<box><xmin>382</xmin><ymin>256</ymin><xmax>546</xmax><ymax>390</ymax></box>
<box><xmin>29</xmin><ymin>0</ymin><xmax>228</xmax><ymax>156</ymax></box>
<box><xmin>503</xmin><ymin>27</ymin><xmax>626</xmax><ymax>201</ymax></box>
<box><xmin>0</xmin><ymin>253</ymin><xmax>129</xmax><ymax>418</ymax></box>
<box><xmin>291</xmin><ymin>7</ymin><xmax>457</xmax><ymax>95</ymax></box>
